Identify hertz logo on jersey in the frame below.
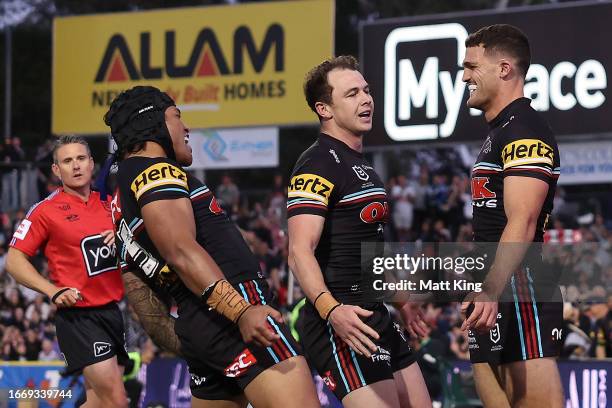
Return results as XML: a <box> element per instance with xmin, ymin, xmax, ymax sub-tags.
<box><xmin>131</xmin><ymin>162</ymin><xmax>188</xmax><ymax>200</ymax></box>
<box><xmin>288</xmin><ymin>173</ymin><xmax>334</xmax><ymax>205</ymax></box>
<box><xmin>501</xmin><ymin>139</ymin><xmax>554</xmax><ymax>169</ymax></box>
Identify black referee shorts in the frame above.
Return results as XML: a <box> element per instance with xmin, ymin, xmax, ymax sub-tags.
<box><xmin>175</xmin><ymin>279</ymin><xmax>302</xmax><ymax>400</ymax></box>
<box><xmin>55</xmin><ymin>302</ymin><xmax>129</xmax><ymax>376</ymax></box>
<box><xmin>298</xmin><ymin>302</ymin><xmax>417</xmax><ymax>401</ymax></box>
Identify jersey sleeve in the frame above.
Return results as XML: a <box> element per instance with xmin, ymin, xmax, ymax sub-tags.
<box><xmin>9</xmin><ymin>205</ymin><xmax>49</xmax><ymax>256</ymax></box>
<box><xmin>499</xmin><ymin>131</ymin><xmax>557</xmax><ymax>183</ymax></box>
<box><xmin>287</xmin><ymin>153</ymin><xmax>338</xmax><ymax>218</ymax></box>
<box><xmin>130</xmin><ymin>159</ymin><xmax>190</xmax><ymax>207</ymax></box>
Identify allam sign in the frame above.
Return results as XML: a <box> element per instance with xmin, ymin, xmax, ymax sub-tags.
<box><xmin>53</xmin><ymin>0</ymin><xmax>333</xmax><ymax>134</ymax></box>
<box><xmin>360</xmin><ymin>2</ymin><xmax>611</xmax><ymax>145</ymax></box>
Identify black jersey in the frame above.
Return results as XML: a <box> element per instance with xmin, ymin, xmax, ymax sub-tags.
<box><xmin>111</xmin><ymin>156</ymin><xmax>261</xmax><ymax>302</ymax></box>
<box><xmin>471</xmin><ymin>98</ymin><xmax>560</xmax><ymax>242</ymax></box>
<box><xmin>287</xmin><ymin>133</ymin><xmax>388</xmax><ymax>303</ymax></box>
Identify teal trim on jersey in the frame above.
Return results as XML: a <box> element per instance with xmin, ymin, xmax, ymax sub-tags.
<box><xmin>154</xmin><ymin>187</ymin><xmax>188</xmax><ymax>195</ymax></box>
<box><xmin>341</xmin><ymin>187</ymin><xmax>386</xmax><ymax>200</ymax></box>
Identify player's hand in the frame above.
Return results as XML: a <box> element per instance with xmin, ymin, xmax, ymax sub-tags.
<box><xmin>461</xmin><ymin>291</ymin><xmax>498</xmax><ymax>333</ymax></box>
<box><xmin>328</xmin><ymin>305</ymin><xmax>379</xmax><ymax>358</ymax></box>
<box><xmin>399</xmin><ymin>302</ymin><xmax>429</xmax><ymax>339</ymax></box>
<box><xmin>100</xmin><ymin>229</ymin><xmax>115</xmax><ymax>246</ymax></box>
<box><xmin>237</xmin><ymin>305</ymin><xmax>282</xmax><ymax>347</ymax></box>
<box><xmin>51</xmin><ymin>287</ymin><xmax>82</xmax><ymax>308</ymax></box>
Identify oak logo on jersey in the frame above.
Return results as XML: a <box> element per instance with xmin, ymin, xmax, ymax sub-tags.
<box><xmin>288</xmin><ymin>173</ymin><xmax>334</xmax><ymax>205</ymax></box>
<box><xmin>360</xmin><ymin>202</ymin><xmax>389</xmax><ymax>224</ymax></box>
<box><xmin>471</xmin><ymin>177</ymin><xmax>496</xmax><ymax>199</ymax></box>
<box><xmin>501</xmin><ymin>139</ymin><xmax>554</xmax><ymax>169</ymax></box>
<box><xmin>209</xmin><ymin>196</ymin><xmax>224</xmax><ymax>215</ymax></box>
<box><xmin>131</xmin><ymin>163</ymin><xmax>188</xmax><ymax>200</ymax></box>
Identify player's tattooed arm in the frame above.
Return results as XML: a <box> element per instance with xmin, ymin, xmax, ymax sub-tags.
<box><xmin>122</xmin><ymin>270</ymin><xmax>181</xmax><ymax>356</ymax></box>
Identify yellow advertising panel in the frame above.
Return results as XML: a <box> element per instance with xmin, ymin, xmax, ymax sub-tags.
<box><xmin>52</xmin><ymin>0</ymin><xmax>334</xmax><ymax>134</ymax></box>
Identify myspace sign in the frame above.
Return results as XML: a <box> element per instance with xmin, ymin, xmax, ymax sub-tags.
<box><xmin>384</xmin><ymin>23</ymin><xmax>469</xmax><ymax>141</ymax></box>
<box><xmin>361</xmin><ymin>2</ymin><xmax>612</xmax><ymax>145</ymax></box>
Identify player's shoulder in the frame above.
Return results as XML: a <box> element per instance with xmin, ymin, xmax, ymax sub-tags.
<box><xmin>118</xmin><ymin>156</ymin><xmax>184</xmax><ymax>175</ymax></box>
<box><xmin>118</xmin><ymin>156</ymin><xmax>187</xmax><ymax>187</ymax></box>
<box><xmin>499</xmin><ymin>101</ymin><xmax>556</xmax><ymax>145</ymax></box>
<box><xmin>23</xmin><ymin>188</ymin><xmax>62</xmax><ymax>219</ymax></box>
<box><xmin>292</xmin><ymin>139</ymin><xmax>342</xmax><ymax>176</ymax></box>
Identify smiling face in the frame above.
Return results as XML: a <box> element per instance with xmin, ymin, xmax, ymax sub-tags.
<box><xmin>51</xmin><ymin>143</ymin><xmax>94</xmax><ymax>190</ymax></box>
<box><xmin>319</xmin><ymin>68</ymin><xmax>374</xmax><ymax>136</ymax></box>
<box><xmin>165</xmin><ymin>106</ymin><xmax>192</xmax><ymax>166</ymax></box>
<box><xmin>462</xmin><ymin>45</ymin><xmax>502</xmax><ymax>112</ymax></box>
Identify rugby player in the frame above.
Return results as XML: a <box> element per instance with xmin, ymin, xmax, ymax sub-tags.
<box><xmin>6</xmin><ymin>135</ymin><xmax>129</xmax><ymax>407</ymax></box>
<box><xmin>103</xmin><ymin>86</ymin><xmax>319</xmax><ymax>408</ymax></box>
<box><xmin>287</xmin><ymin>56</ymin><xmax>432</xmax><ymax>408</ymax></box>
<box><xmin>460</xmin><ymin>24</ymin><xmax>563</xmax><ymax>407</ymax></box>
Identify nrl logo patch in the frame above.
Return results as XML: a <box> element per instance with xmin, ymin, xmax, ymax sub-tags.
<box><xmin>352</xmin><ymin>165</ymin><xmax>369</xmax><ymax>181</ymax></box>
<box><xmin>489</xmin><ymin>323</ymin><xmax>501</xmax><ymax>344</ymax></box>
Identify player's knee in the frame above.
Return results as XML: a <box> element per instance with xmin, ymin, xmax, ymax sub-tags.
<box><xmin>104</xmin><ymin>388</ymin><xmax>128</xmax><ymax>408</ymax></box>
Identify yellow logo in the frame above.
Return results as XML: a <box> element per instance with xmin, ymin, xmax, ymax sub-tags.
<box><xmin>288</xmin><ymin>173</ymin><xmax>334</xmax><ymax>205</ymax></box>
<box><xmin>501</xmin><ymin>139</ymin><xmax>554</xmax><ymax>169</ymax></box>
<box><xmin>131</xmin><ymin>162</ymin><xmax>187</xmax><ymax>200</ymax></box>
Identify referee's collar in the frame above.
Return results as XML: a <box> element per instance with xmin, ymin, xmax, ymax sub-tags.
<box><xmin>488</xmin><ymin>97</ymin><xmax>531</xmax><ymax>129</ymax></box>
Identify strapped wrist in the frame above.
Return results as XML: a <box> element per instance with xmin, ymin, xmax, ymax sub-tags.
<box><xmin>202</xmin><ymin>279</ymin><xmax>251</xmax><ymax>323</ymax></box>
<box><xmin>314</xmin><ymin>291</ymin><xmax>341</xmax><ymax>320</ymax></box>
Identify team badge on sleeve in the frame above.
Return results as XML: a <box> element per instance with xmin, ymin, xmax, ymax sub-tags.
<box><xmin>130</xmin><ymin>162</ymin><xmax>188</xmax><ymax>200</ymax></box>
<box><xmin>288</xmin><ymin>173</ymin><xmax>334</xmax><ymax>210</ymax></box>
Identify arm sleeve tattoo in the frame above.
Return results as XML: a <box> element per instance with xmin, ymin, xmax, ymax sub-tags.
<box><xmin>122</xmin><ymin>270</ymin><xmax>181</xmax><ymax>356</ymax></box>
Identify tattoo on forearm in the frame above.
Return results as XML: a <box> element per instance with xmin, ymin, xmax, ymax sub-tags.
<box><xmin>122</xmin><ymin>271</ymin><xmax>181</xmax><ymax>356</ymax></box>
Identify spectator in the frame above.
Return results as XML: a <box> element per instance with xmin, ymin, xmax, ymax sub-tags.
<box><xmin>391</xmin><ymin>174</ymin><xmax>414</xmax><ymax>241</ymax></box>
<box><xmin>578</xmin><ymin>297</ymin><xmax>609</xmax><ymax>358</ymax></box>
<box><xmin>38</xmin><ymin>338</ymin><xmax>60</xmax><ymax>361</ymax></box>
<box><xmin>24</xmin><ymin>328</ymin><xmax>41</xmax><ymax>361</ymax></box>
<box><xmin>215</xmin><ymin>174</ymin><xmax>240</xmax><ymax>216</ymax></box>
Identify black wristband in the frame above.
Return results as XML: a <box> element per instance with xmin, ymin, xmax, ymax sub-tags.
<box><xmin>51</xmin><ymin>288</ymin><xmax>70</xmax><ymax>304</ymax></box>
<box><xmin>325</xmin><ymin>303</ymin><xmax>342</xmax><ymax>321</ymax></box>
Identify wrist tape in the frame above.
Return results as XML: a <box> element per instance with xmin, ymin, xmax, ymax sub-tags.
<box><xmin>314</xmin><ymin>291</ymin><xmax>341</xmax><ymax>320</ymax></box>
<box><xmin>202</xmin><ymin>280</ymin><xmax>251</xmax><ymax>323</ymax></box>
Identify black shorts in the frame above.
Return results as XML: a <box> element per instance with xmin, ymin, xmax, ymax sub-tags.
<box><xmin>468</xmin><ymin>272</ymin><xmax>563</xmax><ymax>365</ymax></box>
<box><xmin>55</xmin><ymin>302</ymin><xmax>130</xmax><ymax>376</ymax></box>
<box><xmin>174</xmin><ymin>279</ymin><xmax>301</xmax><ymax>400</ymax></box>
<box><xmin>297</xmin><ymin>302</ymin><xmax>417</xmax><ymax>401</ymax></box>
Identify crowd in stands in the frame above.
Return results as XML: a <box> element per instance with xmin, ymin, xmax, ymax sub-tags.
<box><xmin>0</xmin><ymin>143</ymin><xmax>609</xmax><ymax>401</ymax></box>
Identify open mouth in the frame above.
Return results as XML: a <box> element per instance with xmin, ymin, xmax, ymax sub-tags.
<box><xmin>468</xmin><ymin>84</ymin><xmax>478</xmax><ymax>95</ymax></box>
<box><xmin>184</xmin><ymin>134</ymin><xmax>190</xmax><ymax>145</ymax></box>
<box><xmin>358</xmin><ymin>110</ymin><xmax>372</xmax><ymax>118</ymax></box>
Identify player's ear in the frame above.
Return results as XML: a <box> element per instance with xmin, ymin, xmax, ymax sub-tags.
<box><xmin>499</xmin><ymin>59</ymin><xmax>512</xmax><ymax>79</ymax></box>
<box><xmin>315</xmin><ymin>101</ymin><xmax>332</xmax><ymax>120</ymax></box>
<box><xmin>51</xmin><ymin>163</ymin><xmax>61</xmax><ymax>179</ymax></box>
